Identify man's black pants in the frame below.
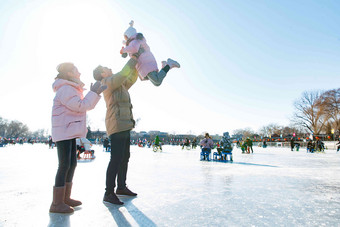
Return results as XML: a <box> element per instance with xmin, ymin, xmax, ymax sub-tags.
<box><xmin>105</xmin><ymin>130</ymin><xmax>130</xmax><ymax>194</ymax></box>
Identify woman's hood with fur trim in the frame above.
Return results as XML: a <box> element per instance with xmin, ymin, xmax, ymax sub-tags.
<box><xmin>52</xmin><ymin>78</ymin><xmax>82</xmax><ymax>92</ymax></box>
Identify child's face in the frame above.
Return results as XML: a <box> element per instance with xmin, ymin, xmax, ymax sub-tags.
<box><xmin>124</xmin><ymin>35</ymin><xmax>128</xmax><ymax>41</ymax></box>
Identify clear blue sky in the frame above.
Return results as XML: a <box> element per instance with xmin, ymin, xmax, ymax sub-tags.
<box><xmin>0</xmin><ymin>0</ymin><xmax>339</xmax><ymax>135</ymax></box>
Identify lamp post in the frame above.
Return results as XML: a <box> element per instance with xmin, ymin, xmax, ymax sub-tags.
<box><xmin>331</xmin><ymin>129</ymin><xmax>334</xmax><ymax>141</ymax></box>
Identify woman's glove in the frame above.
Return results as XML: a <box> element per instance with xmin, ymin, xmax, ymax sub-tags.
<box><xmin>90</xmin><ymin>81</ymin><xmax>107</xmax><ymax>95</ymax></box>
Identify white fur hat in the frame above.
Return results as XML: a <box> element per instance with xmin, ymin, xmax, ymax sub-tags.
<box><xmin>124</xmin><ymin>20</ymin><xmax>137</xmax><ymax>39</ymax></box>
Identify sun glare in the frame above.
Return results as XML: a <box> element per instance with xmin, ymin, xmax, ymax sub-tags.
<box><xmin>36</xmin><ymin>1</ymin><xmax>123</xmax><ymax>68</ymax></box>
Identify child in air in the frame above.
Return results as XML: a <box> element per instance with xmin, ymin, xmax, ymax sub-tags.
<box><xmin>120</xmin><ymin>20</ymin><xmax>180</xmax><ymax>86</ymax></box>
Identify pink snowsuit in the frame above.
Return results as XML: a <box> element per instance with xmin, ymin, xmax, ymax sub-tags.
<box><xmin>51</xmin><ymin>79</ymin><xmax>101</xmax><ymax>142</ymax></box>
<box><xmin>122</xmin><ymin>34</ymin><xmax>158</xmax><ymax>81</ymax></box>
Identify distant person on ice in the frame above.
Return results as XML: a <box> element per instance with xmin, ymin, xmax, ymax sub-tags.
<box><xmin>103</xmin><ymin>137</ymin><xmax>110</xmax><ymax>152</ymax></box>
<box><xmin>120</xmin><ymin>20</ymin><xmax>180</xmax><ymax>86</ymax></box>
<box><xmin>246</xmin><ymin>137</ymin><xmax>253</xmax><ymax>153</ymax></box>
<box><xmin>182</xmin><ymin>137</ymin><xmax>190</xmax><ymax>149</ymax></box>
<box><xmin>154</xmin><ymin>135</ymin><xmax>162</xmax><ymax>150</ymax></box>
<box><xmin>200</xmin><ymin>133</ymin><xmax>214</xmax><ymax>160</ymax></box>
<box><xmin>290</xmin><ymin>138</ymin><xmax>295</xmax><ymax>151</ymax></box>
<box><xmin>50</xmin><ymin>62</ymin><xmax>106</xmax><ymax>214</ymax></box>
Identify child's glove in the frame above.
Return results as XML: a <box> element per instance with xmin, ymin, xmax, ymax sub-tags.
<box><xmin>90</xmin><ymin>81</ymin><xmax>107</xmax><ymax>95</ymax></box>
<box><xmin>120</xmin><ymin>47</ymin><xmax>127</xmax><ymax>58</ymax></box>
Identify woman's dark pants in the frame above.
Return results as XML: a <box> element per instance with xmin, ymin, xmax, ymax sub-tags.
<box><xmin>55</xmin><ymin>139</ymin><xmax>77</xmax><ymax>187</ymax></box>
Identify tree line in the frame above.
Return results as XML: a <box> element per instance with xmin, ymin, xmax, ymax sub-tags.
<box><xmin>1</xmin><ymin>88</ymin><xmax>339</xmax><ymax>140</ymax></box>
<box><xmin>0</xmin><ymin>117</ymin><xmax>47</xmax><ymax>139</ymax></box>
<box><xmin>232</xmin><ymin>88</ymin><xmax>340</xmax><ymax>140</ymax></box>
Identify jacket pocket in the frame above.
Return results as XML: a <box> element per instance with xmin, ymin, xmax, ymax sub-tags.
<box><xmin>66</xmin><ymin>121</ymin><xmax>85</xmax><ymax>138</ymax></box>
<box><xmin>116</xmin><ymin>103</ymin><xmax>132</xmax><ymax>120</ymax></box>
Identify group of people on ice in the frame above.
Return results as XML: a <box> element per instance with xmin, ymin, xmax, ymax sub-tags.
<box><xmin>236</xmin><ymin>138</ymin><xmax>254</xmax><ymax>153</ymax></box>
<box><xmin>200</xmin><ymin>132</ymin><xmax>234</xmax><ymax>161</ymax></box>
<box><xmin>306</xmin><ymin>139</ymin><xmax>325</xmax><ymax>152</ymax></box>
<box><xmin>182</xmin><ymin>137</ymin><xmax>197</xmax><ymax>149</ymax></box>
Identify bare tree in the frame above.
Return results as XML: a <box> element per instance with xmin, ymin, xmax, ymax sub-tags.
<box><xmin>6</xmin><ymin>120</ymin><xmax>30</xmax><ymax>138</ymax></box>
<box><xmin>0</xmin><ymin>117</ymin><xmax>8</xmax><ymax>137</ymax></box>
<box><xmin>258</xmin><ymin>125</ymin><xmax>269</xmax><ymax>137</ymax></box>
<box><xmin>232</xmin><ymin>127</ymin><xmax>254</xmax><ymax>139</ymax></box>
<box><xmin>292</xmin><ymin>90</ymin><xmax>329</xmax><ymax>134</ymax></box>
<box><xmin>258</xmin><ymin>123</ymin><xmax>282</xmax><ymax>137</ymax></box>
<box><xmin>321</xmin><ymin>88</ymin><xmax>340</xmax><ymax>135</ymax></box>
<box><xmin>31</xmin><ymin>129</ymin><xmax>46</xmax><ymax>138</ymax></box>
<box><xmin>281</xmin><ymin>126</ymin><xmax>294</xmax><ymax>136</ymax></box>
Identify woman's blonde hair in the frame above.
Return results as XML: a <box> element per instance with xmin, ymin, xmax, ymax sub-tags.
<box><xmin>55</xmin><ymin>62</ymin><xmax>75</xmax><ymax>80</ymax></box>
<box><xmin>55</xmin><ymin>62</ymin><xmax>84</xmax><ymax>87</ymax></box>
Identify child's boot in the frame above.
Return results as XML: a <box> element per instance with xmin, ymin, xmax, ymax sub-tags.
<box><xmin>64</xmin><ymin>182</ymin><xmax>82</xmax><ymax>207</ymax></box>
<box><xmin>167</xmin><ymin>58</ymin><xmax>180</xmax><ymax>69</ymax></box>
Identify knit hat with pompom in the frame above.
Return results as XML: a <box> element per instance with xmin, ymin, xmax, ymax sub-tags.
<box><xmin>124</xmin><ymin>20</ymin><xmax>137</xmax><ymax>39</ymax></box>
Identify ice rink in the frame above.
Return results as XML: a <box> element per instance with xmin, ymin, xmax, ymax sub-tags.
<box><xmin>0</xmin><ymin>143</ymin><xmax>340</xmax><ymax>227</ymax></box>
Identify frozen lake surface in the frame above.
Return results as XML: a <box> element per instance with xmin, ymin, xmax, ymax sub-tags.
<box><xmin>0</xmin><ymin>143</ymin><xmax>340</xmax><ymax>227</ymax></box>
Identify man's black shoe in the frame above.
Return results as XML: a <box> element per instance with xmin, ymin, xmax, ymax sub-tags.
<box><xmin>103</xmin><ymin>193</ymin><xmax>124</xmax><ymax>205</ymax></box>
<box><xmin>116</xmin><ymin>187</ymin><xmax>137</xmax><ymax>196</ymax></box>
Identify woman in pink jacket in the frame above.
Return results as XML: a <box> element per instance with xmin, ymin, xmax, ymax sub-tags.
<box><xmin>120</xmin><ymin>20</ymin><xmax>180</xmax><ymax>86</ymax></box>
<box><xmin>50</xmin><ymin>62</ymin><xmax>105</xmax><ymax>214</ymax></box>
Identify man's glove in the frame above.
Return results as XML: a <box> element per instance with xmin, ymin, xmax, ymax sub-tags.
<box><xmin>90</xmin><ymin>81</ymin><xmax>107</xmax><ymax>95</ymax></box>
<box><xmin>132</xmin><ymin>46</ymin><xmax>145</xmax><ymax>59</ymax></box>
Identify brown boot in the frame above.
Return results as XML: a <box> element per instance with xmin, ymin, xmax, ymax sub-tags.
<box><xmin>49</xmin><ymin>186</ymin><xmax>74</xmax><ymax>213</ymax></box>
<box><xmin>64</xmin><ymin>182</ymin><xmax>82</xmax><ymax>207</ymax></box>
